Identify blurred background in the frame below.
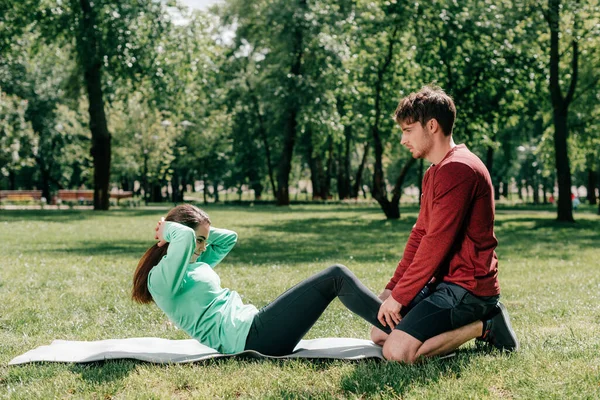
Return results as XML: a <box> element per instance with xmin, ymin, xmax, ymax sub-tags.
<box><xmin>0</xmin><ymin>0</ymin><xmax>598</xmax><ymax>220</ymax></box>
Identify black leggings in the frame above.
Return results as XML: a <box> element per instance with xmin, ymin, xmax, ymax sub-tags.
<box><xmin>244</xmin><ymin>264</ymin><xmax>391</xmax><ymax>356</ymax></box>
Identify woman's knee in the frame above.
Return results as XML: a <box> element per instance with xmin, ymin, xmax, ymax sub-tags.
<box><xmin>325</xmin><ymin>263</ymin><xmax>351</xmax><ymax>277</ymax></box>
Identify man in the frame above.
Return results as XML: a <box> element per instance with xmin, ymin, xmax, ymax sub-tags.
<box><xmin>371</xmin><ymin>86</ymin><xmax>518</xmax><ymax>363</ymax></box>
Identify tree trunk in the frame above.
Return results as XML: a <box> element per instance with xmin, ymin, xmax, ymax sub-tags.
<box><xmin>547</xmin><ymin>0</ymin><xmax>577</xmax><ymax>222</ymax></box>
<box><xmin>213</xmin><ymin>180</ymin><xmax>220</xmax><ymax>203</ymax></box>
<box><xmin>322</xmin><ymin>136</ymin><xmax>334</xmax><ymax>199</ymax></box>
<box><xmin>486</xmin><ymin>145</ymin><xmax>494</xmax><ymax>177</ymax></box>
<box><xmin>142</xmin><ymin>154</ymin><xmax>149</xmax><ymax>205</ymax></box>
<box><xmin>352</xmin><ymin>142</ymin><xmax>369</xmax><ymax>198</ymax></box>
<box><xmin>171</xmin><ymin>171</ymin><xmax>180</xmax><ymax>203</ymax></box>
<box><xmin>587</xmin><ymin>168</ymin><xmax>597</xmax><ymax>205</ymax></box>
<box><xmin>361</xmin><ymin>170</ymin><xmax>370</xmax><ymax>199</ymax></box>
<box><xmin>390</xmin><ymin>158</ymin><xmax>417</xmax><ymax>217</ymax></box>
<box><xmin>247</xmin><ymin>164</ymin><xmax>263</xmax><ymax>200</ymax></box>
<box><xmin>120</xmin><ymin>178</ymin><xmax>129</xmax><ymax>191</ymax></box>
<box><xmin>78</xmin><ymin>0</ymin><xmax>111</xmax><ymax>210</ymax></box>
<box><xmin>310</xmin><ymin>136</ymin><xmax>334</xmax><ymax>200</ymax></box>
<box><xmin>8</xmin><ymin>170</ymin><xmax>15</xmax><ymax>190</ymax></box>
<box><xmin>553</xmin><ymin>111</ymin><xmax>574</xmax><ymax>220</ymax></box>
<box><xmin>336</xmin><ymin>98</ymin><xmax>352</xmax><ymax>200</ymax></box>
<box><xmin>249</xmin><ymin>87</ymin><xmax>276</xmax><ymax>199</ymax></box>
<box><xmin>493</xmin><ymin>181</ymin><xmax>500</xmax><ymax>201</ymax></box>
<box><xmin>305</xmin><ymin>128</ymin><xmax>322</xmax><ymax>200</ymax></box>
<box><xmin>370</xmin><ymin>26</ymin><xmax>399</xmax><ymax>219</ymax></box>
<box><xmin>337</xmin><ymin>124</ymin><xmax>352</xmax><ymax>200</ymax></box>
<box><xmin>181</xmin><ymin>176</ymin><xmax>187</xmax><ymax>200</ymax></box>
<box><xmin>533</xmin><ymin>182</ymin><xmax>540</xmax><ymax>205</ymax></box>
<box><xmin>542</xmin><ymin>181</ymin><xmax>548</xmax><ymax>204</ymax></box>
<box><xmin>251</xmin><ymin>182</ymin><xmax>263</xmax><ymax>200</ymax></box>
<box><xmin>275</xmin><ymin>99</ymin><xmax>298</xmax><ymax>206</ymax></box>
<box><xmin>312</xmin><ymin>156</ymin><xmax>325</xmax><ymax>200</ymax></box>
<box><xmin>150</xmin><ymin>183</ymin><xmax>162</xmax><ymax>203</ymax></box>
<box><xmin>275</xmin><ymin>0</ymin><xmax>305</xmax><ymax>206</ymax></box>
<box><xmin>40</xmin><ymin>167</ymin><xmax>54</xmax><ymax>203</ymax></box>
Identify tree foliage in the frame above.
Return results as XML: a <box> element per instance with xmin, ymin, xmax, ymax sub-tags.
<box><xmin>2</xmin><ymin>0</ymin><xmax>599</xmax><ymax>220</ymax></box>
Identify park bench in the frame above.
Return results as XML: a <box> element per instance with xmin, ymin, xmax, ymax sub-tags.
<box><xmin>56</xmin><ymin>190</ymin><xmax>134</xmax><ymax>205</ymax></box>
<box><xmin>110</xmin><ymin>191</ymin><xmax>134</xmax><ymax>201</ymax></box>
<box><xmin>110</xmin><ymin>190</ymin><xmax>135</xmax><ymax>205</ymax></box>
<box><xmin>57</xmin><ymin>190</ymin><xmax>94</xmax><ymax>204</ymax></box>
<box><xmin>0</xmin><ymin>190</ymin><xmax>43</xmax><ymax>202</ymax></box>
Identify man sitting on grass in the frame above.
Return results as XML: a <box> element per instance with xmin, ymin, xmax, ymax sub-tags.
<box><xmin>371</xmin><ymin>86</ymin><xmax>519</xmax><ymax>363</ymax></box>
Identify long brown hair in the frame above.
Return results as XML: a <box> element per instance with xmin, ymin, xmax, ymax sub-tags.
<box><xmin>132</xmin><ymin>204</ymin><xmax>211</xmax><ymax>304</ymax></box>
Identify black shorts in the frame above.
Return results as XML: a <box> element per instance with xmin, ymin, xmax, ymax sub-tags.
<box><xmin>395</xmin><ymin>282</ymin><xmax>499</xmax><ymax>343</ymax></box>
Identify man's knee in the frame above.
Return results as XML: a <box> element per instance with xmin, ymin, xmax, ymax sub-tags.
<box><xmin>383</xmin><ymin>345</ymin><xmax>418</xmax><ymax>364</ymax></box>
<box><xmin>382</xmin><ymin>331</ymin><xmax>422</xmax><ymax>364</ymax></box>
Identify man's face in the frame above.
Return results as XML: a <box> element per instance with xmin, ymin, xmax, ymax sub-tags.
<box><xmin>399</xmin><ymin>120</ymin><xmax>434</xmax><ymax>160</ymax></box>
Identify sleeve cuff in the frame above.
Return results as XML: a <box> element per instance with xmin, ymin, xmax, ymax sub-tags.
<box><xmin>391</xmin><ymin>290</ymin><xmax>410</xmax><ymax>308</ymax></box>
<box><xmin>163</xmin><ymin>221</ymin><xmax>194</xmax><ymax>242</ymax></box>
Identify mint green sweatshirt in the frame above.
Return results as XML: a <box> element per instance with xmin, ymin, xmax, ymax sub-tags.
<box><xmin>147</xmin><ymin>222</ymin><xmax>258</xmax><ymax>354</ymax></box>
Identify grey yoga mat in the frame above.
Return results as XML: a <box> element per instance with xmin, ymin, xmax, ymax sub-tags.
<box><xmin>9</xmin><ymin>337</ymin><xmax>385</xmax><ymax>365</ymax></box>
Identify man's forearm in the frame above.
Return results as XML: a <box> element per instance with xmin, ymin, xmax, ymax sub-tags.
<box><xmin>378</xmin><ymin>288</ymin><xmax>392</xmax><ymax>301</ymax></box>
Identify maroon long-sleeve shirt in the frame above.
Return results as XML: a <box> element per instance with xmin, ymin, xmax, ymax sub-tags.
<box><xmin>386</xmin><ymin>144</ymin><xmax>500</xmax><ymax>307</ymax></box>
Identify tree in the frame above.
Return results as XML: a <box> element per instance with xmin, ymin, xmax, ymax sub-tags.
<box><xmin>0</xmin><ymin>31</ymin><xmax>93</xmax><ymax>199</ymax></box>
<box><xmin>223</xmin><ymin>0</ymin><xmax>327</xmax><ymax>205</ymax></box>
<box><xmin>0</xmin><ymin>91</ymin><xmax>37</xmax><ymax>189</ymax></box>
<box><xmin>110</xmin><ymin>89</ymin><xmax>177</xmax><ymax>204</ymax></box>
<box><xmin>27</xmin><ymin>0</ymin><xmax>171</xmax><ymax>209</ymax></box>
<box><xmin>543</xmin><ymin>0</ymin><xmax>578</xmax><ymax>221</ymax></box>
<box><xmin>351</xmin><ymin>1</ymin><xmax>418</xmax><ymax>218</ymax></box>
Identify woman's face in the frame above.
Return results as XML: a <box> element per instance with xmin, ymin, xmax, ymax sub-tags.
<box><xmin>191</xmin><ymin>222</ymin><xmax>210</xmax><ymax>262</ymax></box>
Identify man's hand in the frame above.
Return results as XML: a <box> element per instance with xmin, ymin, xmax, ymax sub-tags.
<box><xmin>378</xmin><ymin>295</ymin><xmax>402</xmax><ymax>328</ymax></box>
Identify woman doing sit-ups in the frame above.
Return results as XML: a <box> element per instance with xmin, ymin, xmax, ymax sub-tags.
<box><xmin>132</xmin><ymin>204</ymin><xmax>390</xmax><ymax>356</ymax></box>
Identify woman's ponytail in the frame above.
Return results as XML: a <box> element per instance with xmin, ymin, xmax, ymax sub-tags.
<box><xmin>132</xmin><ymin>243</ymin><xmax>169</xmax><ymax>303</ymax></box>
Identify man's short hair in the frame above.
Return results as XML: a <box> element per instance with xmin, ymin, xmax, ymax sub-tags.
<box><xmin>394</xmin><ymin>85</ymin><xmax>456</xmax><ymax>136</ymax></box>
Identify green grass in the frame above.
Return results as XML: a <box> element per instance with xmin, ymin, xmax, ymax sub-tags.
<box><xmin>1</xmin><ymin>204</ymin><xmax>599</xmax><ymax>399</ymax></box>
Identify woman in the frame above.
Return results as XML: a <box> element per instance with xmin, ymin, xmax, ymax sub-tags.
<box><xmin>132</xmin><ymin>204</ymin><xmax>390</xmax><ymax>356</ymax></box>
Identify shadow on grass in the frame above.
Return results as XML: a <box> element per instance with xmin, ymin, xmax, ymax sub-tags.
<box><xmin>69</xmin><ymin>360</ymin><xmax>137</xmax><ymax>384</ymax></box>
<box><xmin>195</xmin><ymin>349</ymin><xmax>479</xmax><ymax>398</ymax></box>
<box><xmin>0</xmin><ymin>209</ymin><xmax>98</xmax><ymax>222</ymax></box>
<box><xmin>495</xmin><ymin>217</ymin><xmax>600</xmax><ymax>259</ymax></box>
<box><xmin>4</xmin><ymin>361</ymin><xmax>135</xmax><ymax>391</ymax></box>
<box><xmin>228</xmin><ymin>216</ymin><xmax>417</xmax><ymax>265</ymax></box>
<box><xmin>44</xmin><ymin>240</ymin><xmax>151</xmax><ymax>256</ymax></box>
<box><xmin>0</xmin><ymin>209</ymin><xmax>169</xmax><ymax>222</ymax></box>
<box><xmin>260</xmin><ymin>215</ymin><xmax>417</xmax><ymax>234</ymax></box>
<box><xmin>339</xmin><ymin>349</ymin><xmax>478</xmax><ymax>397</ymax></box>
<box><xmin>3</xmin><ymin>347</ymin><xmax>481</xmax><ymax>397</ymax></box>
<box><xmin>6</xmin><ymin>207</ymin><xmax>597</xmax><ymax>266</ymax></box>
<box><xmin>0</xmin><ymin>205</ymin><xmax>395</xmax><ymax>222</ymax></box>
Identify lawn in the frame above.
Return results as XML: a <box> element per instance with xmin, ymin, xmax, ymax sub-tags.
<box><xmin>1</xmin><ymin>204</ymin><xmax>599</xmax><ymax>399</ymax></box>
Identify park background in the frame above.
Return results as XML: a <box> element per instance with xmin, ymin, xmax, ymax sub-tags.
<box><xmin>1</xmin><ymin>0</ymin><xmax>600</xmax><ymax>398</ymax></box>
<box><xmin>1</xmin><ymin>0</ymin><xmax>599</xmax><ymax>220</ymax></box>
